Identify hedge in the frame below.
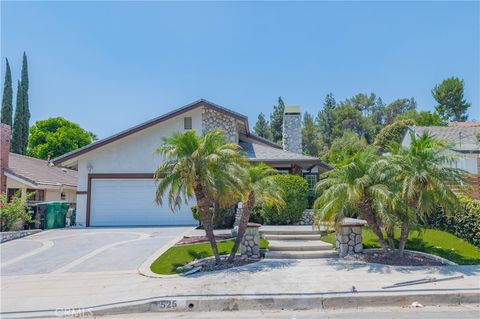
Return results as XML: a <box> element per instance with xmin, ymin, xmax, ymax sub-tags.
<box><xmin>258</xmin><ymin>174</ymin><xmax>309</xmax><ymax>225</ymax></box>
<box><xmin>428</xmin><ymin>196</ymin><xmax>480</xmax><ymax>248</ymax></box>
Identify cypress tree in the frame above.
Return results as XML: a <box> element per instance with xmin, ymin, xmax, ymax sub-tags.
<box><xmin>1</xmin><ymin>58</ymin><xmax>13</xmax><ymax>126</ymax></box>
<box><xmin>11</xmin><ymin>81</ymin><xmax>25</xmax><ymax>154</ymax></box>
<box><xmin>270</xmin><ymin>96</ymin><xmax>285</xmax><ymax>143</ymax></box>
<box><xmin>20</xmin><ymin>52</ymin><xmax>30</xmax><ymax>150</ymax></box>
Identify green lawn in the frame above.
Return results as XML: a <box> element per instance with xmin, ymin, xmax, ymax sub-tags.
<box><xmin>150</xmin><ymin>238</ymin><xmax>269</xmax><ymax>275</ymax></box>
<box><xmin>321</xmin><ymin>227</ymin><xmax>480</xmax><ymax>265</ymax></box>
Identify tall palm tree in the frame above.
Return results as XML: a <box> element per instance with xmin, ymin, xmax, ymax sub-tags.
<box><xmin>154</xmin><ymin>129</ymin><xmax>247</xmax><ymax>263</ymax></box>
<box><xmin>386</xmin><ymin>132</ymin><xmax>466</xmax><ymax>256</ymax></box>
<box><xmin>227</xmin><ymin>163</ymin><xmax>284</xmax><ymax>262</ymax></box>
<box><xmin>314</xmin><ymin>152</ymin><xmax>390</xmax><ymax>252</ymax></box>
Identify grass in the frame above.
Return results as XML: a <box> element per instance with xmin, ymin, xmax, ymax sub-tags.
<box><xmin>150</xmin><ymin>238</ymin><xmax>269</xmax><ymax>275</ymax></box>
<box><xmin>321</xmin><ymin>227</ymin><xmax>480</xmax><ymax>265</ymax></box>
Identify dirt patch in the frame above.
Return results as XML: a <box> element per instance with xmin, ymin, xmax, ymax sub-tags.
<box><xmin>353</xmin><ymin>251</ymin><xmax>447</xmax><ymax>266</ymax></box>
<box><xmin>203</xmin><ymin>257</ymin><xmax>261</xmax><ymax>272</ymax></box>
<box><xmin>176</xmin><ymin>234</ymin><xmax>232</xmax><ymax>245</ymax></box>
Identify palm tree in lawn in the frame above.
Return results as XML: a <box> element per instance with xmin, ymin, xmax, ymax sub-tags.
<box><xmin>227</xmin><ymin>163</ymin><xmax>284</xmax><ymax>263</ymax></box>
<box><xmin>385</xmin><ymin>132</ymin><xmax>466</xmax><ymax>257</ymax></box>
<box><xmin>313</xmin><ymin>151</ymin><xmax>391</xmax><ymax>252</ymax></box>
<box><xmin>154</xmin><ymin>129</ymin><xmax>247</xmax><ymax>263</ymax></box>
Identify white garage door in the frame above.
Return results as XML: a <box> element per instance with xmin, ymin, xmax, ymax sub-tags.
<box><xmin>90</xmin><ymin>179</ymin><xmax>197</xmax><ymax>226</ymax></box>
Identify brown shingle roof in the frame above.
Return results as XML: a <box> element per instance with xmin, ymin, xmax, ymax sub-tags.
<box><xmin>6</xmin><ymin>153</ymin><xmax>77</xmax><ymax>187</ymax></box>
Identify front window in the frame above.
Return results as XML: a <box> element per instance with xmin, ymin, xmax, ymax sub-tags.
<box><xmin>26</xmin><ymin>189</ymin><xmax>45</xmax><ymax>202</ymax></box>
<box><xmin>303</xmin><ymin>174</ymin><xmax>318</xmax><ymax>191</ymax></box>
<box><xmin>184</xmin><ymin>117</ymin><xmax>192</xmax><ymax>130</ymax></box>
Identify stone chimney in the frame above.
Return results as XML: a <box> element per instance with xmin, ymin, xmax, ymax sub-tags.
<box><xmin>0</xmin><ymin>124</ymin><xmax>10</xmax><ymax>194</ymax></box>
<box><xmin>282</xmin><ymin>106</ymin><xmax>302</xmax><ymax>154</ymax></box>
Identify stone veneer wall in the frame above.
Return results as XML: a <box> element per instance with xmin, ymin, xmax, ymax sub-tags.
<box><xmin>202</xmin><ymin>108</ymin><xmax>238</xmax><ymax>143</ymax></box>
<box><xmin>240</xmin><ymin>223</ymin><xmax>261</xmax><ymax>258</ymax></box>
<box><xmin>282</xmin><ymin>112</ymin><xmax>302</xmax><ymax>154</ymax></box>
<box><xmin>294</xmin><ymin>210</ymin><xmax>314</xmax><ymax>225</ymax></box>
<box><xmin>336</xmin><ymin>224</ymin><xmax>363</xmax><ymax>257</ymax></box>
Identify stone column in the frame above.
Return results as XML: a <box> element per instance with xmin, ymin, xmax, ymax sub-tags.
<box><xmin>231</xmin><ymin>202</ymin><xmax>243</xmax><ymax>237</ymax></box>
<box><xmin>335</xmin><ymin>218</ymin><xmax>367</xmax><ymax>257</ymax></box>
<box><xmin>240</xmin><ymin>223</ymin><xmax>261</xmax><ymax>258</ymax></box>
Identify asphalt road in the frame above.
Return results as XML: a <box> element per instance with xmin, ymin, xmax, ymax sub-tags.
<box><xmin>95</xmin><ymin>305</ymin><xmax>480</xmax><ymax>319</ymax></box>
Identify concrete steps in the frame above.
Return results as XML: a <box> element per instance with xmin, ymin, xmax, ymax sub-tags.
<box><xmin>268</xmin><ymin>240</ymin><xmax>333</xmax><ymax>251</ymax></box>
<box><xmin>265</xmin><ymin>250</ymin><xmax>338</xmax><ymax>259</ymax></box>
<box><xmin>260</xmin><ymin>226</ymin><xmax>338</xmax><ymax>260</ymax></box>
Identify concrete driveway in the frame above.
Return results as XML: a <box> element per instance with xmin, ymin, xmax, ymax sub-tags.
<box><xmin>0</xmin><ymin>227</ymin><xmax>193</xmax><ymax>276</ymax></box>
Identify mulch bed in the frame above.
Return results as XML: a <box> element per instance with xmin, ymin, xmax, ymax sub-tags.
<box><xmin>199</xmin><ymin>256</ymin><xmax>261</xmax><ymax>272</ymax></box>
<box><xmin>353</xmin><ymin>252</ymin><xmax>446</xmax><ymax>266</ymax></box>
<box><xmin>176</xmin><ymin>234</ymin><xmax>232</xmax><ymax>245</ymax></box>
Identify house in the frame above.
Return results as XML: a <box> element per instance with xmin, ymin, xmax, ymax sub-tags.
<box><xmin>401</xmin><ymin>125</ymin><xmax>480</xmax><ymax>199</ymax></box>
<box><xmin>0</xmin><ymin>124</ymin><xmax>77</xmax><ymax>204</ymax></box>
<box><xmin>52</xmin><ymin>99</ymin><xmax>329</xmax><ymax>227</ymax></box>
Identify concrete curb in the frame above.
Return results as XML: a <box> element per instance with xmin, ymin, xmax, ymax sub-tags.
<box><xmin>2</xmin><ymin>291</ymin><xmax>478</xmax><ymax>318</ymax></box>
<box><xmin>137</xmin><ymin>227</ymin><xmax>195</xmax><ymax>278</ymax></box>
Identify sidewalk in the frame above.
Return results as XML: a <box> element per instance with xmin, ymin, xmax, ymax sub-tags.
<box><xmin>1</xmin><ymin>259</ymin><xmax>479</xmax><ymax>317</ymax></box>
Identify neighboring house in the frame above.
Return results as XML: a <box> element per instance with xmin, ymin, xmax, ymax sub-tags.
<box><xmin>401</xmin><ymin>125</ymin><xmax>480</xmax><ymax>199</ymax></box>
<box><xmin>0</xmin><ymin>124</ymin><xmax>78</xmax><ymax>204</ymax></box>
<box><xmin>53</xmin><ymin>99</ymin><xmax>329</xmax><ymax>227</ymax></box>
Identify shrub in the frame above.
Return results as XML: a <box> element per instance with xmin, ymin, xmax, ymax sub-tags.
<box><xmin>0</xmin><ymin>191</ymin><xmax>32</xmax><ymax>232</ymax></box>
<box><xmin>191</xmin><ymin>205</ymin><xmax>235</xmax><ymax>229</ymax></box>
<box><xmin>258</xmin><ymin>174</ymin><xmax>308</xmax><ymax>225</ymax></box>
<box><xmin>428</xmin><ymin>196</ymin><xmax>480</xmax><ymax>248</ymax></box>
<box><xmin>373</xmin><ymin>119</ymin><xmax>415</xmax><ymax>152</ymax></box>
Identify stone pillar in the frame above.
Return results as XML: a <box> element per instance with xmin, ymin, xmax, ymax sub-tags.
<box><xmin>335</xmin><ymin>218</ymin><xmax>367</xmax><ymax>257</ymax></box>
<box><xmin>231</xmin><ymin>202</ymin><xmax>243</xmax><ymax>237</ymax></box>
<box><xmin>282</xmin><ymin>106</ymin><xmax>302</xmax><ymax>154</ymax></box>
<box><xmin>240</xmin><ymin>222</ymin><xmax>261</xmax><ymax>258</ymax></box>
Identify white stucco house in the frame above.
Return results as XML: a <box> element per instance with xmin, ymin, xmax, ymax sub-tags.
<box><xmin>401</xmin><ymin>125</ymin><xmax>480</xmax><ymax>199</ymax></box>
<box><xmin>53</xmin><ymin>99</ymin><xmax>329</xmax><ymax>227</ymax></box>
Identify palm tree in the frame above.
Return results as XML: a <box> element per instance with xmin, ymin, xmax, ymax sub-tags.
<box><xmin>386</xmin><ymin>132</ymin><xmax>466</xmax><ymax>256</ymax></box>
<box><xmin>154</xmin><ymin>129</ymin><xmax>247</xmax><ymax>263</ymax></box>
<box><xmin>226</xmin><ymin>163</ymin><xmax>284</xmax><ymax>262</ymax></box>
<box><xmin>314</xmin><ymin>152</ymin><xmax>390</xmax><ymax>252</ymax></box>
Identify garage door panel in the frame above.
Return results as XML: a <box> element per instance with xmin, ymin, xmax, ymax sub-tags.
<box><xmin>90</xmin><ymin>179</ymin><xmax>197</xmax><ymax>226</ymax></box>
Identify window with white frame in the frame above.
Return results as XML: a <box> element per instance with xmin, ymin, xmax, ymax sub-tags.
<box><xmin>303</xmin><ymin>174</ymin><xmax>318</xmax><ymax>191</ymax></box>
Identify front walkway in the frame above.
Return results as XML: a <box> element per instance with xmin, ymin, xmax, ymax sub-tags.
<box><xmin>2</xmin><ymin>258</ymin><xmax>479</xmax><ymax>315</ymax></box>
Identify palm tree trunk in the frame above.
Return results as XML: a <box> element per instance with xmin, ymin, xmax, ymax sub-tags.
<box><xmin>193</xmin><ymin>182</ymin><xmax>221</xmax><ymax>264</ymax></box>
<box><xmin>227</xmin><ymin>191</ymin><xmax>255</xmax><ymax>263</ymax></box>
<box><xmin>359</xmin><ymin>199</ymin><xmax>388</xmax><ymax>252</ymax></box>
<box><xmin>386</xmin><ymin>227</ymin><xmax>395</xmax><ymax>253</ymax></box>
<box><xmin>398</xmin><ymin>223</ymin><xmax>409</xmax><ymax>257</ymax></box>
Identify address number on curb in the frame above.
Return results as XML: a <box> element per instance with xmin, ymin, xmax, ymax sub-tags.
<box><xmin>152</xmin><ymin>299</ymin><xmax>186</xmax><ymax>311</ymax></box>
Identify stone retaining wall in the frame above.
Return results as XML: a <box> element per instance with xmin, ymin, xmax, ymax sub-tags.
<box><xmin>295</xmin><ymin>209</ymin><xmax>314</xmax><ymax>225</ymax></box>
<box><xmin>0</xmin><ymin>229</ymin><xmax>42</xmax><ymax>243</ymax></box>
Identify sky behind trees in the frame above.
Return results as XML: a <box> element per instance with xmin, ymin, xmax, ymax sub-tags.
<box><xmin>1</xmin><ymin>1</ymin><xmax>479</xmax><ymax>139</ymax></box>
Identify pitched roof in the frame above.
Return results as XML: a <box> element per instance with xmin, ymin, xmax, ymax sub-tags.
<box><xmin>239</xmin><ymin>139</ymin><xmax>331</xmax><ymax>169</ymax></box>
<box><xmin>53</xmin><ymin>99</ymin><xmax>249</xmax><ymax>165</ymax></box>
<box><xmin>6</xmin><ymin>153</ymin><xmax>77</xmax><ymax>187</ymax></box>
<box><xmin>448</xmin><ymin>122</ymin><xmax>480</xmax><ymax>127</ymax></box>
<box><xmin>409</xmin><ymin>126</ymin><xmax>480</xmax><ymax>151</ymax></box>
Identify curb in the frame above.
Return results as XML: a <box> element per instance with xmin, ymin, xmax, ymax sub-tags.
<box><xmin>2</xmin><ymin>291</ymin><xmax>479</xmax><ymax>318</ymax></box>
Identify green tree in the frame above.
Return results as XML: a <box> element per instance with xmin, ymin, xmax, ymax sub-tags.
<box><xmin>314</xmin><ymin>152</ymin><xmax>389</xmax><ymax>251</ymax></box>
<box><xmin>302</xmin><ymin>112</ymin><xmax>320</xmax><ymax>156</ymax></box>
<box><xmin>316</xmin><ymin>93</ymin><xmax>336</xmax><ymax>147</ymax></box>
<box><xmin>11</xmin><ymin>81</ymin><xmax>25</xmax><ymax>154</ymax></box>
<box><xmin>227</xmin><ymin>163</ymin><xmax>283</xmax><ymax>262</ymax></box>
<box><xmin>154</xmin><ymin>129</ymin><xmax>247</xmax><ymax>263</ymax></box>
<box><xmin>28</xmin><ymin>117</ymin><xmax>95</xmax><ymax>159</ymax></box>
<box><xmin>253</xmin><ymin>112</ymin><xmax>272</xmax><ymax>140</ymax></box>
<box><xmin>1</xmin><ymin>58</ymin><xmax>13</xmax><ymax>126</ymax></box>
<box><xmin>343</xmin><ymin>93</ymin><xmax>377</xmax><ymax>114</ymax></box>
<box><xmin>320</xmin><ymin>131</ymin><xmax>370</xmax><ymax>165</ymax></box>
<box><xmin>373</xmin><ymin>119</ymin><xmax>415</xmax><ymax>152</ymax></box>
<box><xmin>383</xmin><ymin>98</ymin><xmax>417</xmax><ymax>125</ymax></box>
<box><xmin>11</xmin><ymin>53</ymin><xmax>30</xmax><ymax>154</ymax></box>
<box><xmin>270</xmin><ymin>97</ymin><xmax>285</xmax><ymax>143</ymax></box>
<box><xmin>432</xmin><ymin>77</ymin><xmax>471</xmax><ymax>122</ymax></box>
<box><xmin>395</xmin><ymin>109</ymin><xmax>447</xmax><ymax>126</ymax></box>
<box><xmin>383</xmin><ymin>132</ymin><xmax>466</xmax><ymax>256</ymax></box>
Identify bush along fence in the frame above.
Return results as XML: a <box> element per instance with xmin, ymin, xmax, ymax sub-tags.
<box><xmin>429</xmin><ymin>196</ymin><xmax>480</xmax><ymax>248</ymax></box>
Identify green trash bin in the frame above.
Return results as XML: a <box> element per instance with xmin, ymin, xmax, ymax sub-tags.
<box><xmin>42</xmin><ymin>201</ymin><xmax>69</xmax><ymax>229</ymax></box>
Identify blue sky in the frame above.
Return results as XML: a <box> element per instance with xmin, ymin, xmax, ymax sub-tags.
<box><xmin>1</xmin><ymin>1</ymin><xmax>479</xmax><ymax>139</ymax></box>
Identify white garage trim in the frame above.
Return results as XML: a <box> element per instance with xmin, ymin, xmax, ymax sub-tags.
<box><xmin>86</xmin><ymin>173</ymin><xmax>196</xmax><ymax>227</ymax></box>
